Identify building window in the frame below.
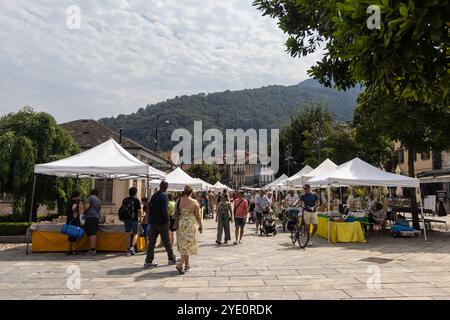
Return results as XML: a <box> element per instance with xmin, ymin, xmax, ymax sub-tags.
<box><xmin>397</xmin><ymin>149</ymin><xmax>404</xmax><ymax>164</ymax></box>
<box><xmin>421</xmin><ymin>152</ymin><xmax>431</xmax><ymax>161</ymax></box>
<box><xmin>95</xmin><ymin>179</ymin><xmax>113</xmax><ymax>204</ymax></box>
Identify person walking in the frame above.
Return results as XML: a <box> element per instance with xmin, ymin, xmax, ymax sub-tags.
<box><xmin>66</xmin><ymin>190</ymin><xmax>83</xmax><ymax>255</ymax></box>
<box><xmin>140</xmin><ymin>196</ymin><xmax>149</xmax><ymax>250</ymax></box>
<box><xmin>176</xmin><ymin>185</ymin><xmax>203</xmax><ymax>274</ymax></box>
<box><xmin>168</xmin><ymin>193</ymin><xmax>176</xmax><ymax>247</ymax></box>
<box><xmin>207</xmin><ymin>191</ymin><xmax>215</xmax><ymax>218</ymax></box>
<box><xmin>144</xmin><ymin>181</ymin><xmax>178</xmax><ymax>269</ymax></box>
<box><xmin>84</xmin><ymin>189</ymin><xmax>102</xmax><ymax>256</ymax></box>
<box><xmin>120</xmin><ymin>187</ymin><xmax>142</xmax><ymax>256</ymax></box>
<box><xmin>216</xmin><ymin>194</ymin><xmax>233</xmax><ymax>245</ymax></box>
<box><xmin>254</xmin><ymin>190</ymin><xmax>270</xmax><ymax>234</ymax></box>
<box><xmin>300</xmin><ymin>184</ymin><xmax>320</xmax><ymax>246</ymax></box>
<box><xmin>233</xmin><ymin>191</ymin><xmax>249</xmax><ymax>245</ymax></box>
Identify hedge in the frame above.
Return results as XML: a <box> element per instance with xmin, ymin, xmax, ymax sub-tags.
<box><xmin>0</xmin><ymin>213</ymin><xmax>28</xmax><ymax>223</ymax></box>
<box><xmin>0</xmin><ymin>213</ymin><xmax>61</xmax><ymax>223</ymax></box>
<box><xmin>0</xmin><ymin>223</ymin><xmax>31</xmax><ymax>236</ymax></box>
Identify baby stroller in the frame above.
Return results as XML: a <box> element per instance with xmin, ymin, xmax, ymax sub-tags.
<box><xmin>260</xmin><ymin>208</ymin><xmax>277</xmax><ymax>236</ymax></box>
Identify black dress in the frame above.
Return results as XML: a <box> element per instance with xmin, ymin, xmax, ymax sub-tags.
<box><xmin>66</xmin><ymin>199</ymin><xmax>81</xmax><ymax>243</ymax></box>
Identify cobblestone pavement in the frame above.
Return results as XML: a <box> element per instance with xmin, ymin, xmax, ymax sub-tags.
<box><xmin>2</xmin><ymin>220</ymin><xmax>450</xmax><ymax>300</ymax></box>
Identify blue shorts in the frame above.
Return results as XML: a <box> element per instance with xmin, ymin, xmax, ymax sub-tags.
<box><xmin>141</xmin><ymin>224</ymin><xmax>149</xmax><ymax>237</ymax></box>
<box><xmin>235</xmin><ymin>217</ymin><xmax>246</xmax><ymax>228</ymax></box>
<box><xmin>124</xmin><ymin>220</ymin><xmax>138</xmax><ymax>234</ymax></box>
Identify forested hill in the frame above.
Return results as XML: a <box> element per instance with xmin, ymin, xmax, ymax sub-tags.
<box><xmin>99</xmin><ymin>79</ymin><xmax>361</xmax><ymax>151</ymax></box>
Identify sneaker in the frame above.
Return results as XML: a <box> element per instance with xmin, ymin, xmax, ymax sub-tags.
<box><xmin>215</xmin><ymin>240</ymin><xmax>222</xmax><ymax>245</ymax></box>
<box><xmin>233</xmin><ymin>241</ymin><xmax>238</xmax><ymax>245</ymax></box>
<box><xmin>87</xmin><ymin>249</ymin><xmax>97</xmax><ymax>256</ymax></box>
<box><xmin>126</xmin><ymin>248</ymin><xmax>133</xmax><ymax>256</ymax></box>
<box><xmin>308</xmin><ymin>238</ymin><xmax>313</xmax><ymax>246</ymax></box>
<box><xmin>143</xmin><ymin>262</ymin><xmax>158</xmax><ymax>269</ymax></box>
<box><xmin>168</xmin><ymin>257</ymin><xmax>180</xmax><ymax>265</ymax></box>
<box><xmin>130</xmin><ymin>247</ymin><xmax>136</xmax><ymax>256</ymax></box>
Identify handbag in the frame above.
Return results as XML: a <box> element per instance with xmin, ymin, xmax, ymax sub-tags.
<box><xmin>61</xmin><ymin>219</ymin><xmax>85</xmax><ymax>239</ymax></box>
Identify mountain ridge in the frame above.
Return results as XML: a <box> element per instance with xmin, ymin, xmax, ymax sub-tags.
<box><xmin>99</xmin><ymin>79</ymin><xmax>361</xmax><ymax>151</ymax></box>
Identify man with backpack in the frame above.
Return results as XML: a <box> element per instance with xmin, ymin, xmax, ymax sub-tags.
<box><xmin>119</xmin><ymin>187</ymin><xmax>142</xmax><ymax>256</ymax></box>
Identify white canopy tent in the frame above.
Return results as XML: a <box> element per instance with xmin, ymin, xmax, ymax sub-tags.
<box><xmin>309</xmin><ymin>158</ymin><xmax>420</xmax><ymax>188</ymax></box>
<box><xmin>149</xmin><ymin>167</ymin><xmax>203</xmax><ymax>192</ymax></box>
<box><xmin>195</xmin><ymin>178</ymin><xmax>214</xmax><ymax>191</ymax></box>
<box><xmin>34</xmin><ymin>138</ymin><xmax>166</xmax><ymax>179</ymax></box>
<box><xmin>285</xmin><ymin>165</ymin><xmax>314</xmax><ymax>187</ymax></box>
<box><xmin>308</xmin><ymin>157</ymin><xmax>426</xmax><ymax>241</ymax></box>
<box><xmin>212</xmin><ymin>181</ymin><xmax>233</xmax><ymax>192</ymax></box>
<box><xmin>303</xmin><ymin>159</ymin><xmax>337</xmax><ymax>186</ymax></box>
<box><xmin>28</xmin><ymin>138</ymin><xmax>166</xmax><ymax>254</ymax></box>
<box><xmin>263</xmin><ymin>174</ymin><xmax>289</xmax><ymax>190</ymax></box>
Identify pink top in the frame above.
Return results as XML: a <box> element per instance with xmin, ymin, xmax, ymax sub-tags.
<box><xmin>233</xmin><ymin>198</ymin><xmax>249</xmax><ymax>218</ymax></box>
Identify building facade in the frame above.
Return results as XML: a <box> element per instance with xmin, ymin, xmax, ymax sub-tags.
<box><xmin>394</xmin><ymin>142</ymin><xmax>450</xmax><ymax>212</ymax></box>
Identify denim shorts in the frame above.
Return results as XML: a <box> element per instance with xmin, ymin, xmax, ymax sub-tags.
<box><xmin>235</xmin><ymin>217</ymin><xmax>246</xmax><ymax>227</ymax></box>
<box><xmin>124</xmin><ymin>220</ymin><xmax>138</xmax><ymax>234</ymax></box>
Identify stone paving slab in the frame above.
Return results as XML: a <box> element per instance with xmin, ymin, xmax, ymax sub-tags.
<box><xmin>2</xmin><ymin>220</ymin><xmax>450</xmax><ymax>300</ymax></box>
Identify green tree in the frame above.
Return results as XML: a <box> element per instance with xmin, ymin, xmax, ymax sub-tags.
<box><xmin>279</xmin><ymin>101</ymin><xmax>333</xmax><ymax>172</ymax></box>
<box><xmin>0</xmin><ymin>108</ymin><xmax>82</xmax><ymax>220</ymax></box>
<box><xmin>186</xmin><ymin>164</ymin><xmax>221</xmax><ymax>184</ymax></box>
<box><xmin>354</xmin><ymin>91</ymin><xmax>450</xmax><ymax>228</ymax></box>
<box><xmin>253</xmin><ymin>0</ymin><xmax>449</xmax><ymax>105</ymax></box>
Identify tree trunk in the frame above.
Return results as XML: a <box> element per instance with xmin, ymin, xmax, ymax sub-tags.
<box><xmin>407</xmin><ymin>144</ymin><xmax>420</xmax><ymax>230</ymax></box>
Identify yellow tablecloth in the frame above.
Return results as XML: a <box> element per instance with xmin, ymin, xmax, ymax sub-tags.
<box><xmin>316</xmin><ymin>216</ymin><xmax>366</xmax><ymax>243</ymax></box>
<box><xmin>31</xmin><ymin>224</ymin><xmax>146</xmax><ymax>253</ymax></box>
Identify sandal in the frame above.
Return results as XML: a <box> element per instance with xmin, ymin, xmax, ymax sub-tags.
<box><xmin>184</xmin><ymin>265</ymin><xmax>191</xmax><ymax>271</ymax></box>
<box><xmin>176</xmin><ymin>263</ymin><xmax>185</xmax><ymax>275</ymax></box>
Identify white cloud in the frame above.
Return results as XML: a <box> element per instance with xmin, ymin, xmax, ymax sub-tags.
<box><xmin>0</xmin><ymin>0</ymin><xmax>322</xmax><ymax>122</ymax></box>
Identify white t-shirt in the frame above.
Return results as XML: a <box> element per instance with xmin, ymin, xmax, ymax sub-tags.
<box><xmin>255</xmin><ymin>195</ymin><xmax>270</xmax><ymax>213</ymax></box>
<box><xmin>285</xmin><ymin>194</ymin><xmax>299</xmax><ymax>210</ymax></box>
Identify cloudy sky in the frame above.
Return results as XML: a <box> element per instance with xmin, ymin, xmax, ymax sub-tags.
<box><xmin>0</xmin><ymin>0</ymin><xmax>322</xmax><ymax>123</ymax></box>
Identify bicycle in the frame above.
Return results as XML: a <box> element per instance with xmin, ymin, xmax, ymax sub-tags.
<box><xmin>290</xmin><ymin>208</ymin><xmax>310</xmax><ymax>249</ymax></box>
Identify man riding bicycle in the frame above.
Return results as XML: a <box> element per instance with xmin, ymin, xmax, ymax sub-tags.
<box><xmin>300</xmin><ymin>184</ymin><xmax>320</xmax><ymax>246</ymax></box>
<box><xmin>284</xmin><ymin>190</ymin><xmax>300</xmax><ymax>218</ymax></box>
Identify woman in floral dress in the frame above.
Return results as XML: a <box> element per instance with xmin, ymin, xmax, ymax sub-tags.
<box><xmin>176</xmin><ymin>185</ymin><xmax>203</xmax><ymax>274</ymax></box>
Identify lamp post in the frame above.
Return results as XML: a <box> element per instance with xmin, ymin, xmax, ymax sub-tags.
<box><xmin>284</xmin><ymin>144</ymin><xmax>296</xmax><ymax>176</ymax></box>
<box><xmin>154</xmin><ymin>114</ymin><xmax>170</xmax><ymax>154</ymax></box>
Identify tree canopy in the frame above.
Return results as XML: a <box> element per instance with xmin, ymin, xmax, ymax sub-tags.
<box><xmin>253</xmin><ymin>0</ymin><xmax>449</xmax><ymax>105</ymax></box>
<box><xmin>186</xmin><ymin>164</ymin><xmax>221</xmax><ymax>185</ymax></box>
<box><xmin>0</xmin><ymin>108</ymin><xmax>84</xmax><ymax>218</ymax></box>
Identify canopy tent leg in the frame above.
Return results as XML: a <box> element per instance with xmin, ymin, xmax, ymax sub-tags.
<box><xmin>417</xmin><ymin>187</ymin><xmax>427</xmax><ymax>241</ymax></box>
<box><xmin>145</xmin><ymin>175</ymin><xmax>149</xmax><ymax>198</ymax></box>
<box><xmin>26</xmin><ymin>174</ymin><xmax>37</xmax><ymax>255</ymax></box>
<box><xmin>327</xmin><ymin>186</ymin><xmax>331</xmax><ymax>243</ymax></box>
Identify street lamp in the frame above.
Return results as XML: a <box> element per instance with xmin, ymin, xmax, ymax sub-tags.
<box><xmin>154</xmin><ymin>114</ymin><xmax>170</xmax><ymax>154</ymax></box>
<box><xmin>284</xmin><ymin>144</ymin><xmax>296</xmax><ymax>176</ymax></box>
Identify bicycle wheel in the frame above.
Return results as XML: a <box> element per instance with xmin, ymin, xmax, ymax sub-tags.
<box><xmin>297</xmin><ymin>220</ymin><xmax>310</xmax><ymax>249</ymax></box>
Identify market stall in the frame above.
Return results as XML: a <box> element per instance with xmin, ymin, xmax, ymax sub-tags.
<box><xmin>195</xmin><ymin>178</ymin><xmax>214</xmax><ymax>191</ymax></box>
<box><xmin>308</xmin><ymin>158</ymin><xmax>425</xmax><ymax>242</ymax></box>
<box><xmin>316</xmin><ymin>214</ymin><xmax>367</xmax><ymax>243</ymax></box>
<box><xmin>28</xmin><ymin>138</ymin><xmax>166</xmax><ymax>254</ymax></box>
<box><xmin>212</xmin><ymin>181</ymin><xmax>233</xmax><ymax>192</ymax></box>
<box><xmin>284</xmin><ymin>165</ymin><xmax>314</xmax><ymax>187</ymax></box>
<box><xmin>149</xmin><ymin>167</ymin><xmax>203</xmax><ymax>192</ymax></box>
<box><xmin>30</xmin><ymin>223</ymin><xmax>146</xmax><ymax>252</ymax></box>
